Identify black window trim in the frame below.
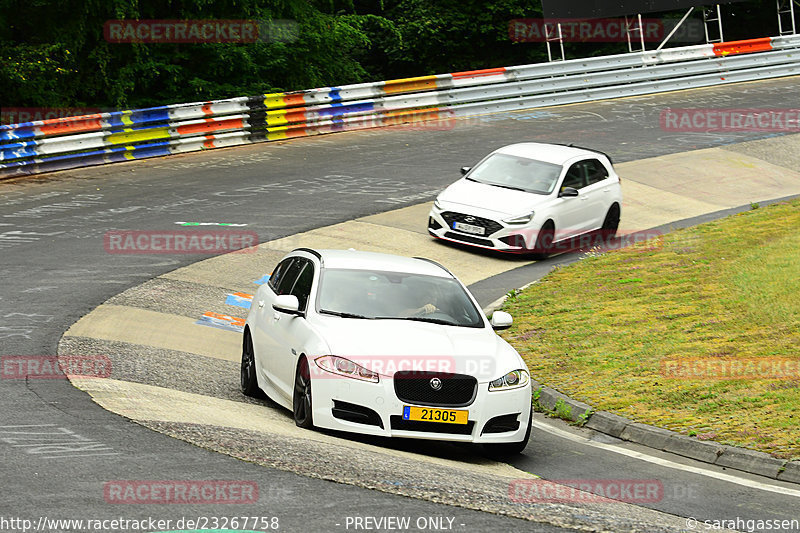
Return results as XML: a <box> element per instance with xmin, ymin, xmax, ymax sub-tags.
<box><xmin>287</xmin><ymin>259</ymin><xmax>315</xmax><ymax>312</ymax></box>
<box><xmin>562</xmin><ymin>161</ymin><xmax>587</xmax><ymax>190</ymax></box>
<box><xmin>585</xmin><ymin>158</ymin><xmax>610</xmax><ymax>185</ymax></box>
<box><xmin>268</xmin><ymin>257</ymin><xmax>296</xmax><ymax>294</ymax></box>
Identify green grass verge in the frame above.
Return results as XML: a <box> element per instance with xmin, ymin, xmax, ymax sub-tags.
<box><xmin>502</xmin><ymin>199</ymin><xmax>800</xmax><ymax>459</ymax></box>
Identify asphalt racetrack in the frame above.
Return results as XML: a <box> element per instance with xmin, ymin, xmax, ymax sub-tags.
<box><xmin>2</xmin><ymin>77</ymin><xmax>800</xmax><ymax>532</ymax></box>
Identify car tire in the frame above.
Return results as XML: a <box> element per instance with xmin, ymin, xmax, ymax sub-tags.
<box><xmin>293</xmin><ymin>355</ymin><xmax>314</xmax><ymax>429</ymax></box>
<box><xmin>601</xmin><ymin>204</ymin><xmax>620</xmax><ymax>241</ymax></box>
<box><xmin>531</xmin><ymin>222</ymin><xmax>555</xmax><ymax>260</ymax></box>
<box><xmin>482</xmin><ymin>408</ymin><xmax>532</xmax><ymax>457</ymax></box>
<box><xmin>240</xmin><ymin>331</ymin><xmax>263</xmax><ymax>398</ymax></box>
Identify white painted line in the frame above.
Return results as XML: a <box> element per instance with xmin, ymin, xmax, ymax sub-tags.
<box><xmin>39</xmin><ymin>453</ymin><xmax>122</xmax><ymax>459</ymax></box>
<box><xmin>0</xmin><ymin>424</ymin><xmax>56</xmax><ymax>429</ymax></box>
<box><xmin>532</xmin><ymin>418</ymin><xmax>800</xmax><ymax>498</ymax></box>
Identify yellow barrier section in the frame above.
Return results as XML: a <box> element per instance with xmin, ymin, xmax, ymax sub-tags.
<box><xmin>106</xmin><ymin>127</ymin><xmax>171</xmax><ymax>145</ymax></box>
<box><xmin>382</xmin><ymin>75</ymin><xmax>439</xmax><ymax>95</ymax></box>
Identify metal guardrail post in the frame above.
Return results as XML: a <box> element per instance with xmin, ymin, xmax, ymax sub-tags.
<box><xmin>545</xmin><ymin>22</ymin><xmax>565</xmax><ymax>62</ymax></box>
<box><xmin>704</xmin><ymin>4</ymin><xmax>725</xmax><ymax>43</ymax></box>
<box><xmin>777</xmin><ymin>0</ymin><xmax>797</xmax><ymax>35</ymax></box>
<box><xmin>625</xmin><ymin>14</ymin><xmax>646</xmax><ymax>53</ymax></box>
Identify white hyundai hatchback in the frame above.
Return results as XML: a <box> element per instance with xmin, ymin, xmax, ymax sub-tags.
<box><xmin>241</xmin><ymin>248</ymin><xmax>532</xmax><ymax>455</ymax></box>
<box><xmin>428</xmin><ymin>142</ymin><xmax>622</xmax><ymax>256</ymax></box>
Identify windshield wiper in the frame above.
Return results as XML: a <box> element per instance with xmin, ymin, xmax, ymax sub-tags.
<box><xmin>319</xmin><ymin>309</ymin><xmax>371</xmax><ymax>319</ymax></box>
<box><xmin>488</xmin><ymin>183</ymin><xmax>527</xmax><ymax>192</ymax></box>
<box><xmin>466</xmin><ymin>177</ymin><xmax>527</xmax><ymax>192</ymax></box>
<box><xmin>395</xmin><ymin>316</ymin><xmax>459</xmax><ymax>326</ymax></box>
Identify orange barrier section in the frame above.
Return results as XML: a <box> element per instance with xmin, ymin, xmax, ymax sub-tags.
<box><xmin>713</xmin><ymin>37</ymin><xmax>773</xmax><ymax>57</ymax></box>
<box><xmin>264</xmin><ymin>93</ymin><xmax>307</xmax><ymax>109</ymax></box>
<box><xmin>38</xmin><ymin>116</ymin><xmax>105</xmax><ymax>136</ymax></box>
<box><xmin>175</xmin><ymin>117</ymin><xmax>245</xmax><ymax>135</ymax></box>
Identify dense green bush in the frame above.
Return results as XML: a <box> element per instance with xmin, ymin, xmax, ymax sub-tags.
<box><xmin>0</xmin><ymin>0</ymin><xmax>777</xmax><ymax>111</ymax></box>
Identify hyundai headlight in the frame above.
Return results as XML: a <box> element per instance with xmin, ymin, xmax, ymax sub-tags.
<box><xmin>503</xmin><ymin>212</ymin><xmax>534</xmax><ymax>225</ymax></box>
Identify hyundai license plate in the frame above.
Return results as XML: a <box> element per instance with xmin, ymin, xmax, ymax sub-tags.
<box><xmin>453</xmin><ymin>221</ymin><xmax>485</xmax><ymax>235</ymax></box>
<box><xmin>402</xmin><ymin>406</ymin><xmax>469</xmax><ymax>425</ymax></box>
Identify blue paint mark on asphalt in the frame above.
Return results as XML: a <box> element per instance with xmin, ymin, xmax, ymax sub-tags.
<box><xmin>253</xmin><ymin>274</ymin><xmax>270</xmax><ymax>285</ymax></box>
<box><xmin>195</xmin><ymin>316</ymin><xmax>244</xmax><ymax>333</ymax></box>
<box><xmin>226</xmin><ymin>294</ymin><xmax>253</xmax><ymax>309</ymax></box>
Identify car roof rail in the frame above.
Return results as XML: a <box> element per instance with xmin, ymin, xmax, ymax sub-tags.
<box><xmin>413</xmin><ymin>256</ymin><xmax>453</xmax><ymax>276</ymax></box>
<box><xmin>547</xmin><ymin>142</ymin><xmax>614</xmax><ymax>165</ymax></box>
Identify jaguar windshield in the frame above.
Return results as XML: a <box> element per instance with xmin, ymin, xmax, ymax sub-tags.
<box><xmin>316</xmin><ymin>269</ymin><xmax>484</xmax><ymax>328</ymax></box>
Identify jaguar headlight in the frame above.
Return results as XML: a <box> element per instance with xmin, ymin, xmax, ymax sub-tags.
<box><xmin>315</xmin><ymin>355</ymin><xmax>379</xmax><ymax>383</ymax></box>
<box><xmin>489</xmin><ymin>369</ymin><xmax>530</xmax><ymax>391</ymax></box>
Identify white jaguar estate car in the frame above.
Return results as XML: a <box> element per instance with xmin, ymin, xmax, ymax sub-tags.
<box><xmin>241</xmin><ymin>248</ymin><xmax>532</xmax><ymax>455</ymax></box>
<box><xmin>428</xmin><ymin>142</ymin><xmax>622</xmax><ymax>256</ymax></box>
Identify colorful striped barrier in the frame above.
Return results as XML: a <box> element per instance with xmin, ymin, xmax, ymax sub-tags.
<box><xmin>3</xmin><ymin>34</ymin><xmax>800</xmax><ymax>179</ymax></box>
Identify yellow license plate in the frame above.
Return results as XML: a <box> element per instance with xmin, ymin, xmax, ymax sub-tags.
<box><xmin>402</xmin><ymin>406</ymin><xmax>469</xmax><ymax>425</ymax></box>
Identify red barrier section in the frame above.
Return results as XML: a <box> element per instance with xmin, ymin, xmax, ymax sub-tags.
<box><xmin>713</xmin><ymin>37</ymin><xmax>773</xmax><ymax>57</ymax></box>
<box><xmin>451</xmin><ymin>67</ymin><xmax>507</xmax><ymax>79</ymax></box>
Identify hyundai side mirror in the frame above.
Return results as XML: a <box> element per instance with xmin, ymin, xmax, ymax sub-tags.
<box><xmin>558</xmin><ymin>187</ymin><xmax>579</xmax><ymax>198</ymax></box>
<box><xmin>460</xmin><ymin>166</ymin><xmax>471</xmax><ymax>175</ymax></box>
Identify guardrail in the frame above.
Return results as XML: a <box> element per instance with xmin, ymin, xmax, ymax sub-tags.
<box><xmin>3</xmin><ymin>34</ymin><xmax>800</xmax><ymax>179</ymax></box>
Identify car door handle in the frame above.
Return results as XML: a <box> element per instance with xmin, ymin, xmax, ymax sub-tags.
<box><xmin>273</xmin><ymin>312</ymin><xmax>281</xmax><ymax>321</ymax></box>
<box><xmin>603</xmin><ymin>188</ymin><xmax>611</xmax><ymax>192</ymax></box>
<box><xmin>580</xmin><ymin>196</ymin><xmax>589</xmax><ymax>201</ymax></box>
<box><xmin>258</xmin><ymin>300</ymin><xmax>265</xmax><ymax>308</ymax></box>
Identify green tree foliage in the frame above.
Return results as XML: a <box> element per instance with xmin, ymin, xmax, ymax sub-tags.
<box><xmin>0</xmin><ymin>0</ymin><xmax>781</xmax><ymax>112</ymax></box>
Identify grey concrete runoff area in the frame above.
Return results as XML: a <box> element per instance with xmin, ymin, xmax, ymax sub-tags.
<box><xmin>2</xmin><ymin>76</ymin><xmax>800</xmax><ymax>532</ymax></box>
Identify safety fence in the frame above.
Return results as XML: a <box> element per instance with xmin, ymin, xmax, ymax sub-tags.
<box><xmin>2</xmin><ymin>35</ymin><xmax>800</xmax><ymax>179</ymax></box>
